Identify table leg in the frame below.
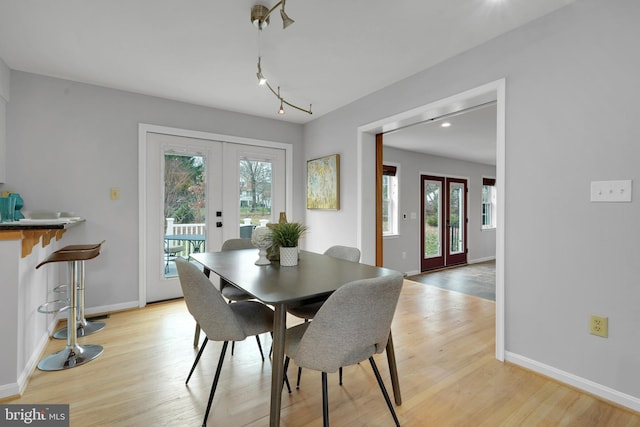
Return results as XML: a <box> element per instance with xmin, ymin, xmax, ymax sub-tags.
<box><xmin>270</xmin><ymin>304</ymin><xmax>287</xmax><ymax>426</ymax></box>
<box><xmin>386</xmin><ymin>331</ymin><xmax>402</xmax><ymax>405</ymax></box>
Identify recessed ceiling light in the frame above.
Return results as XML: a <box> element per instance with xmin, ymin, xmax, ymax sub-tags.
<box><xmin>441</xmin><ymin>122</ymin><xmax>451</xmax><ymax>128</ymax></box>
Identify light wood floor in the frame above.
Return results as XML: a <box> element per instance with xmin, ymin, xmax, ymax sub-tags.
<box><xmin>5</xmin><ymin>280</ymin><xmax>640</xmax><ymax>426</ymax></box>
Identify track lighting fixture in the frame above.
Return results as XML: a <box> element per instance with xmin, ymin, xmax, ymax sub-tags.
<box><xmin>251</xmin><ymin>1</ymin><xmax>312</xmax><ymax>115</ymax></box>
<box><xmin>251</xmin><ymin>1</ymin><xmax>294</xmax><ymax>30</ymax></box>
<box><xmin>256</xmin><ymin>57</ymin><xmax>312</xmax><ymax>115</ymax></box>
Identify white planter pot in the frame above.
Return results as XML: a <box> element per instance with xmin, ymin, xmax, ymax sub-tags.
<box><xmin>279</xmin><ymin>247</ymin><xmax>298</xmax><ymax>267</ymax></box>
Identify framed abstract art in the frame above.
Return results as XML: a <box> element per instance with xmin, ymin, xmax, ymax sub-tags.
<box><xmin>306</xmin><ymin>154</ymin><xmax>340</xmax><ymax>210</ymax></box>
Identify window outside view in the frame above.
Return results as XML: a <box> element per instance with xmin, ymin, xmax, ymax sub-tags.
<box><xmin>423</xmin><ymin>181</ymin><xmax>441</xmax><ymax>258</ymax></box>
<box><xmin>163</xmin><ymin>154</ymin><xmax>206</xmax><ymax>276</ymax></box>
<box><xmin>239</xmin><ymin>158</ymin><xmax>273</xmax><ymax>228</ymax></box>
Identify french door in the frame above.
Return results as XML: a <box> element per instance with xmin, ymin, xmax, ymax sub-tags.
<box><xmin>421</xmin><ymin>175</ymin><xmax>467</xmax><ymax>271</ymax></box>
<box><xmin>142</xmin><ymin>131</ymin><xmax>286</xmax><ymax>303</ymax></box>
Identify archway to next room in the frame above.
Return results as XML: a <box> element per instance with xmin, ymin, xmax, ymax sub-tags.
<box><xmin>358</xmin><ymin>79</ymin><xmax>506</xmax><ymax>360</ymax></box>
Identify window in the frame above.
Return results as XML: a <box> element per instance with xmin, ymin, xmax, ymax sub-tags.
<box><xmin>482</xmin><ymin>177</ymin><xmax>496</xmax><ymax>229</ymax></box>
<box><xmin>382</xmin><ymin>164</ymin><xmax>399</xmax><ymax>236</ymax></box>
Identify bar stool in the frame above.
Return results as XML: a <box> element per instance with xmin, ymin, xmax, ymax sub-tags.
<box><xmin>36</xmin><ymin>246</ymin><xmax>104</xmax><ymax>370</ymax></box>
<box><xmin>51</xmin><ymin>241</ymin><xmax>106</xmax><ymax>339</ymax></box>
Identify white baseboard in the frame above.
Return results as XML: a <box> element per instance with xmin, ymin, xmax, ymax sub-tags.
<box><xmin>506</xmin><ymin>351</ymin><xmax>640</xmax><ymax>413</ymax></box>
<box><xmin>84</xmin><ymin>301</ymin><xmax>140</xmax><ymax>316</ymax></box>
<box><xmin>468</xmin><ymin>256</ymin><xmax>496</xmax><ymax>264</ymax></box>
<box><xmin>404</xmin><ymin>269</ymin><xmax>421</xmax><ymax>277</ymax></box>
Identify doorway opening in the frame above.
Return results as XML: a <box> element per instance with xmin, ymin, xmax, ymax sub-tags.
<box><xmin>358</xmin><ymin>79</ymin><xmax>506</xmax><ymax>360</ymax></box>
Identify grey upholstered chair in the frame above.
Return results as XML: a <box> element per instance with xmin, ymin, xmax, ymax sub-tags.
<box><xmin>287</xmin><ymin>245</ymin><xmax>360</xmax><ymax>320</ymax></box>
<box><xmin>219</xmin><ymin>238</ymin><xmax>268</xmax><ymax>359</ymax></box>
<box><xmin>191</xmin><ymin>238</ymin><xmax>268</xmax><ymax>359</ymax></box>
<box><xmin>219</xmin><ymin>238</ymin><xmax>256</xmax><ymax>300</ymax></box>
<box><xmin>175</xmin><ymin>257</ymin><xmax>275</xmax><ymax>426</ymax></box>
<box><xmin>284</xmin><ymin>273</ymin><xmax>404</xmax><ymax>427</ymax></box>
<box><xmin>286</xmin><ymin>245</ymin><xmax>361</xmax><ymax>387</ymax></box>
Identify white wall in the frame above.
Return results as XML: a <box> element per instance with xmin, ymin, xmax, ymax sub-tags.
<box><xmin>6</xmin><ymin>71</ymin><xmax>303</xmax><ymax>311</ymax></box>
<box><xmin>383</xmin><ymin>146</ymin><xmax>496</xmax><ymax>274</ymax></box>
<box><xmin>303</xmin><ymin>0</ymin><xmax>640</xmax><ymax>410</ymax></box>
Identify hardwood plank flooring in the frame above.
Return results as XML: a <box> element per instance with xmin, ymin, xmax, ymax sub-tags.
<box><xmin>4</xmin><ymin>280</ymin><xmax>639</xmax><ymax>426</ymax></box>
<box><xmin>407</xmin><ymin>261</ymin><xmax>496</xmax><ymax>301</ymax></box>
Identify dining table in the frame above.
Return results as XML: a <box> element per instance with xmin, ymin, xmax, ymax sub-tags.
<box><xmin>190</xmin><ymin>248</ymin><xmax>403</xmax><ymax>427</ymax></box>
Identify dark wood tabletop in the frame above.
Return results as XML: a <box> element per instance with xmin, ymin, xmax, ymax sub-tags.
<box><xmin>191</xmin><ymin>249</ymin><xmax>399</xmax><ymax>305</ymax></box>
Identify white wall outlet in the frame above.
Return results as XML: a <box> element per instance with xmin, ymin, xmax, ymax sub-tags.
<box><xmin>590</xmin><ymin>180</ymin><xmax>632</xmax><ymax>202</ymax></box>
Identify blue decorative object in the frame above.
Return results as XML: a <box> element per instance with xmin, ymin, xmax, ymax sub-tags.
<box><xmin>9</xmin><ymin>193</ymin><xmax>24</xmax><ymax>220</ymax></box>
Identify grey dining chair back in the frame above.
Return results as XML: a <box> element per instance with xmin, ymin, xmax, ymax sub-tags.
<box><xmin>219</xmin><ymin>238</ymin><xmax>255</xmax><ymax>300</ymax></box>
<box><xmin>287</xmin><ymin>244</ymin><xmax>361</xmax><ymax>389</ymax></box>
<box><xmin>323</xmin><ymin>245</ymin><xmax>361</xmax><ymax>263</ymax></box>
<box><xmin>285</xmin><ymin>272</ymin><xmax>404</xmax><ymax>426</ymax></box>
<box><xmin>217</xmin><ymin>238</ymin><xmax>269</xmax><ymax>360</ymax></box>
<box><xmin>191</xmin><ymin>238</ymin><xmax>266</xmax><ymax>359</ymax></box>
<box><xmin>288</xmin><ymin>245</ymin><xmax>361</xmax><ymax>321</ymax></box>
<box><xmin>175</xmin><ymin>257</ymin><xmax>274</xmax><ymax>426</ymax></box>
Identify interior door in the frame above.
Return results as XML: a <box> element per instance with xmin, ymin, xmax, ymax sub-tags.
<box><xmin>144</xmin><ymin>134</ymin><xmax>223</xmax><ymax>303</ymax></box>
<box><xmin>421</xmin><ymin>175</ymin><xmax>467</xmax><ymax>271</ymax></box>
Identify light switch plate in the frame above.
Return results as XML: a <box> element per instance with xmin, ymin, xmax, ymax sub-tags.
<box><xmin>590</xmin><ymin>180</ymin><xmax>632</xmax><ymax>202</ymax></box>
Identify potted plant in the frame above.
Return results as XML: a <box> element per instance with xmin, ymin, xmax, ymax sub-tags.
<box><xmin>269</xmin><ymin>222</ymin><xmax>309</xmax><ymax>266</ymax></box>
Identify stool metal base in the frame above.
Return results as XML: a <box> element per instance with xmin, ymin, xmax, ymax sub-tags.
<box><xmin>53</xmin><ymin>320</ymin><xmax>106</xmax><ymax>339</ymax></box>
<box><xmin>37</xmin><ymin>344</ymin><xmax>103</xmax><ymax>371</ymax></box>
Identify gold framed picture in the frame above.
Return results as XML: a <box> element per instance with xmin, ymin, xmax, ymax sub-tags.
<box><xmin>306</xmin><ymin>154</ymin><xmax>340</xmax><ymax>210</ymax></box>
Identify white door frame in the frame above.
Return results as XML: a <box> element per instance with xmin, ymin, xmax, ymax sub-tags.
<box><xmin>138</xmin><ymin>123</ymin><xmax>293</xmax><ymax>307</ymax></box>
<box><xmin>356</xmin><ymin>79</ymin><xmax>506</xmax><ymax>360</ymax></box>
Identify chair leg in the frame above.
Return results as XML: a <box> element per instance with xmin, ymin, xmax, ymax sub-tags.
<box><xmin>186</xmin><ymin>337</ymin><xmax>209</xmax><ymax>384</ymax></box>
<box><xmin>255</xmin><ymin>335</ymin><xmax>265</xmax><ymax>361</ymax></box>
<box><xmin>321</xmin><ymin>372</ymin><xmax>329</xmax><ymax>427</ymax></box>
<box><xmin>283</xmin><ymin>357</ymin><xmax>292</xmax><ymax>394</ymax></box>
<box><xmin>202</xmin><ymin>341</ymin><xmax>229</xmax><ymax>427</ymax></box>
<box><xmin>231</xmin><ymin>341</ymin><xmax>235</xmax><ymax>356</ymax></box>
<box><xmin>369</xmin><ymin>357</ymin><xmax>400</xmax><ymax>427</ymax></box>
<box><xmin>193</xmin><ymin>323</ymin><xmax>201</xmax><ymax>348</ymax></box>
<box><xmin>339</xmin><ymin>367</ymin><xmax>343</xmax><ymax>386</ymax></box>
<box><xmin>296</xmin><ymin>367</ymin><xmax>302</xmax><ymax>389</ymax></box>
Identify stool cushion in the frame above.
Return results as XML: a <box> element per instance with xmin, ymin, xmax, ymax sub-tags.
<box><xmin>36</xmin><ymin>247</ymin><xmax>101</xmax><ymax>269</ymax></box>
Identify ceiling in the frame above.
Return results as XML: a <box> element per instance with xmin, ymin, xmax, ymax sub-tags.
<box><xmin>0</xmin><ymin>0</ymin><xmax>575</xmax><ymax>127</ymax></box>
<box><xmin>384</xmin><ymin>102</ymin><xmax>498</xmax><ymax>165</ymax></box>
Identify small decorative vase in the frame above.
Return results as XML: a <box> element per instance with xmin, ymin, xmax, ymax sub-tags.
<box><xmin>9</xmin><ymin>193</ymin><xmax>24</xmax><ymax>220</ymax></box>
<box><xmin>279</xmin><ymin>246</ymin><xmax>298</xmax><ymax>267</ymax></box>
<box><xmin>251</xmin><ymin>226</ymin><xmax>273</xmax><ymax>266</ymax></box>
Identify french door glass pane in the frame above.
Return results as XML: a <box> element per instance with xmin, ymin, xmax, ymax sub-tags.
<box><xmin>423</xmin><ymin>180</ymin><xmax>441</xmax><ymax>259</ymax></box>
<box><xmin>163</xmin><ymin>153</ymin><xmax>206</xmax><ymax>276</ymax></box>
<box><xmin>449</xmin><ymin>182</ymin><xmax>464</xmax><ymax>254</ymax></box>
<box><xmin>239</xmin><ymin>159</ymin><xmax>272</xmax><ymax>233</ymax></box>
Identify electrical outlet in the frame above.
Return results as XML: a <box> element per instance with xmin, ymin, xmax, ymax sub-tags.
<box><xmin>590</xmin><ymin>315</ymin><xmax>608</xmax><ymax>338</ymax></box>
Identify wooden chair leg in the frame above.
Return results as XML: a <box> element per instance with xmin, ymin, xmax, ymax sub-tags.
<box><xmin>193</xmin><ymin>323</ymin><xmax>201</xmax><ymax>348</ymax></box>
